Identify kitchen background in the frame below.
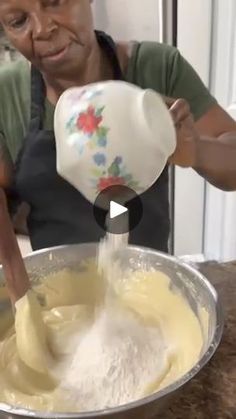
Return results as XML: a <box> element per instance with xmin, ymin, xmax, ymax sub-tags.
<box><xmin>0</xmin><ymin>0</ymin><xmax>235</xmax><ymax>262</ymax></box>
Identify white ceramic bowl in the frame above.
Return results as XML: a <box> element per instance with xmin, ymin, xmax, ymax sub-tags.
<box><xmin>54</xmin><ymin>81</ymin><xmax>176</xmax><ymax>204</ymax></box>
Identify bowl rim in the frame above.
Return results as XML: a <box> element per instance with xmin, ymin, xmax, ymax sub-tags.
<box><xmin>0</xmin><ymin>243</ymin><xmax>224</xmax><ymax>418</ymax></box>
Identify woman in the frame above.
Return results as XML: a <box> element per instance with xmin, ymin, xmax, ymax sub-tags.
<box><xmin>0</xmin><ymin>0</ymin><xmax>236</xmax><ymax>252</ymax></box>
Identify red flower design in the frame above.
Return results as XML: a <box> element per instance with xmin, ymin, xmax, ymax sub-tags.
<box><xmin>98</xmin><ymin>176</ymin><xmax>125</xmax><ymax>191</ymax></box>
<box><xmin>77</xmin><ymin>106</ymin><xmax>102</xmax><ymax>135</ymax></box>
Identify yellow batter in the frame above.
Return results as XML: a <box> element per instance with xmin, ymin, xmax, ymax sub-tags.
<box><xmin>0</xmin><ymin>260</ymin><xmax>205</xmax><ymax>413</ymax></box>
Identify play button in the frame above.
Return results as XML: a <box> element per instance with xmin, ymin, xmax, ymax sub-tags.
<box><xmin>93</xmin><ymin>185</ymin><xmax>143</xmax><ymax>234</ymax></box>
<box><xmin>110</xmin><ymin>201</ymin><xmax>128</xmax><ymax>219</ymax></box>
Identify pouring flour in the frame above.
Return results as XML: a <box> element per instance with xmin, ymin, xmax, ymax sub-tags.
<box><xmin>0</xmin><ymin>185</ymin><xmax>205</xmax><ymax>413</ymax></box>
<box><xmin>0</xmin><ymin>83</ymin><xmax>204</xmax><ymax>413</ymax></box>
<box><xmin>0</xmin><ymin>244</ymin><xmax>204</xmax><ymax>412</ymax></box>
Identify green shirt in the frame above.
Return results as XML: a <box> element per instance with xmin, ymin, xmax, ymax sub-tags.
<box><xmin>0</xmin><ymin>41</ymin><xmax>217</xmax><ymax>162</ymax></box>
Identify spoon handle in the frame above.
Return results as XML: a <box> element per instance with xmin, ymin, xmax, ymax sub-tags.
<box><xmin>0</xmin><ymin>188</ymin><xmax>30</xmax><ymax>304</ymax></box>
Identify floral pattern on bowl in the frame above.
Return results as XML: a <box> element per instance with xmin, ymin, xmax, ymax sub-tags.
<box><xmin>68</xmin><ymin>85</ymin><xmax>104</xmax><ymax>104</ymax></box>
<box><xmin>90</xmin><ymin>156</ymin><xmax>141</xmax><ymax>193</ymax></box>
<box><xmin>64</xmin><ymin>95</ymin><xmax>141</xmax><ymax>193</ymax></box>
<box><xmin>66</xmin><ymin>104</ymin><xmax>109</xmax><ymax>155</ymax></box>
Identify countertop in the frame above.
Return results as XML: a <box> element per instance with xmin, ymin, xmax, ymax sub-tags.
<box><xmin>162</xmin><ymin>261</ymin><xmax>236</xmax><ymax>419</ymax></box>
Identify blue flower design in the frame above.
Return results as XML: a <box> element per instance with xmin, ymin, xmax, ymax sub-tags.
<box><xmin>97</xmin><ymin>136</ymin><xmax>107</xmax><ymax>147</ymax></box>
<box><xmin>114</xmin><ymin>156</ymin><xmax>122</xmax><ymax>165</ymax></box>
<box><xmin>93</xmin><ymin>153</ymin><xmax>106</xmax><ymax>166</ymax></box>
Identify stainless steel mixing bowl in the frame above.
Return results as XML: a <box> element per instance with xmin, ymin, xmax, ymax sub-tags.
<box><xmin>0</xmin><ymin>243</ymin><xmax>224</xmax><ymax>419</ymax></box>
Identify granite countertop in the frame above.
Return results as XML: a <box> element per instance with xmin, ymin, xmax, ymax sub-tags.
<box><xmin>162</xmin><ymin>261</ymin><xmax>236</xmax><ymax>419</ymax></box>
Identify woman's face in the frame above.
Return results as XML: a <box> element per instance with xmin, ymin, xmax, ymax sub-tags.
<box><xmin>0</xmin><ymin>0</ymin><xmax>95</xmax><ymax>78</ymax></box>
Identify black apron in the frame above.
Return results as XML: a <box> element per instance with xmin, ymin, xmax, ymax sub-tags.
<box><xmin>9</xmin><ymin>31</ymin><xmax>170</xmax><ymax>252</ymax></box>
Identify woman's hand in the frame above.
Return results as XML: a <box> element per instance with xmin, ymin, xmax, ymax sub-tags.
<box><xmin>164</xmin><ymin>97</ymin><xmax>200</xmax><ymax>168</ymax></box>
<box><xmin>163</xmin><ymin>96</ymin><xmax>236</xmax><ymax>190</ymax></box>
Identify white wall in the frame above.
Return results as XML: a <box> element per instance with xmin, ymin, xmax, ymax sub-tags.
<box><xmin>93</xmin><ymin>0</ymin><xmax>226</xmax><ymax>258</ymax></box>
<box><xmin>204</xmin><ymin>0</ymin><xmax>236</xmax><ymax>261</ymax></box>
<box><xmin>92</xmin><ymin>0</ymin><xmax>160</xmax><ymax>41</ymax></box>
<box><xmin>174</xmin><ymin>0</ymin><xmax>213</xmax><ymax>256</ymax></box>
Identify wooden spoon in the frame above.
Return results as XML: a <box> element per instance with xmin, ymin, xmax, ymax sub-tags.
<box><xmin>0</xmin><ymin>188</ymin><xmax>30</xmax><ymax>306</ymax></box>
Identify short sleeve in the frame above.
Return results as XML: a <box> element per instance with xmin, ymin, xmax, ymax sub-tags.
<box><xmin>166</xmin><ymin>48</ymin><xmax>217</xmax><ymax>121</ymax></box>
<box><xmin>128</xmin><ymin>42</ymin><xmax>218</xmax><ymax>122</ymax></box>
<box><xmin>0</xmin><ymin>59</ymin><xmax>30</xmax><ymax>162</ymax></box>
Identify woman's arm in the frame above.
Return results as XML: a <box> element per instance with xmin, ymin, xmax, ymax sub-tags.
<box><xmin>194</xmin><ymin>133</ymin><xmax>236</xmax><ymax>191</ymax></box>
<box><xmin>0</xmin><ymin>141</ymin><xmax>13</xmax><ymax>188</ymax></box>
<box><xmin>168</xmin><ymin>100</ymin><xmax>236</xmax><ymax>191</ymax></box>
<box><xmin>0</xmin><ymin>140</ymin><xmax>28</xmax><ymax>236</ymax></box>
